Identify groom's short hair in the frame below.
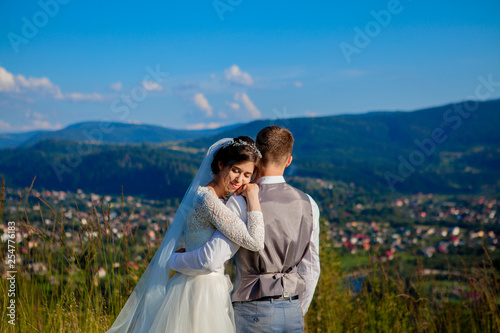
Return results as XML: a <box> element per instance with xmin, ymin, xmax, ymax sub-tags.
<box><xmin>256</xmin><ymin>126</ymin><xmax>294</xmax><ymax>166</ymax></box>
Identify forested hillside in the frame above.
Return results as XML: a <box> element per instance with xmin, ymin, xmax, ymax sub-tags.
<box><xmin>0</xmin><ymin>99</ymin><xmax>498</xmax><ymax>197</ymax></box>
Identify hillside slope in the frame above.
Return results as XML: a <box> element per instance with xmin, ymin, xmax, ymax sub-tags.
<box><xmin>0</xmin><ymin>99</ymin><xmax>498</xmax><ymax>197</ymax></box>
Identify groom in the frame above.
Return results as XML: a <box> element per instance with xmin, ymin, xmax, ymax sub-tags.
<box><xmin>170</xmin><ymin>125</ymin><xmax>320</xmax><ymax>332</ymax></box>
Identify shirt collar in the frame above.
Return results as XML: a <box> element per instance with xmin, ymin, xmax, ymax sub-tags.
<box><xmin>255</xmin><ymin>175</ymin><xmax>286</xmax><ymax>185</ymax></box>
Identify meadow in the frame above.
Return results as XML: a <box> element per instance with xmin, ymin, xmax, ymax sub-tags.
<box><xmin>1</xmin><ymin>178</ymin><xmax>499</xmax><ymax>332</ymax></box>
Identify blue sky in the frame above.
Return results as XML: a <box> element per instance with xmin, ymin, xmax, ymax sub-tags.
<box><xmin>0</xmin><ymin>0</ymin><xmax>499</xmax><ymax>133</ymax></box>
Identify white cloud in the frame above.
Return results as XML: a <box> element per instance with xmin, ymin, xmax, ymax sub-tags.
<box><xmin>0</xmin><ymin>120</ymin><xmax>11</xmax><ymax>129</ymax></box>
<box><xmin>225</xmin><ymin>101</ymin><xmax>240</xmax><ymax>110</ymax></box>
<box><xmin>110</xmin><ymin>81</ymin><xmax>122</xmax><ymax>91</ymax></box>
<box><xmin>234</xmin><ymin>92</ymin><xmax>261</xmax><ymax>119</ymax></box>
<box><xmin>0</xmin><ymin>66</ymin><xmax>63</xmax><ymax>97</ymax></box>
<box><xmin>66</xmin><ymin>92</ymin><xmax>103</xmax><ymax>102</ymax></box>
<box><xmin>20</xmin><ymin>120</ymin><xmax>63</xmax><ymax>131</ymax></box>
<box><xmin>142</xmin><ymin>80</ymin><xmax>163</xmax><ymax>91</ymax></box>
<box><xmin>0</xmin><ymin>67</ymin><xmax>17</xmax><ymax>92</ymax></box>
<box><xmin>32</xmin><ymin>111</ymin><xmax>46</xmax><ymax>119</ymax></box>
<box><xmin>186</xmin><ymin>122</ymin><xmax>224</xmax><ymax>130</ymax></box>
<box><xmin>17</xmin><ymin>75</ymin><xmax>57</xmax><ymax>91</ymax></box>
<box><xmin>224</xmin><ymin>65</ymin><xmax>254</xmax><ymax>86</ymax></box>
<box><xmin>66</xmin><ymin>92</ymin><xmax>102</xmax><ymax>101</ymax></box>
<box><xmin>305</xmin><ymin>111</ymin><xmax>318</xmax><ymax>117</ymax></box>
<box><xmin>193</xmin><ymin>93</ymin><xmax>213</xmax><ymax>116</ymax></box>
<box><xmin>33</xmin><ymin>120</ymin><xmax>62</xmax><ymax>130</ymax></box>
<box><xmin>0</xmin><ymin>65</ymin><xmax>102</xmax><ymax>102</ymax></box>
<box><xmin>218</xmin><ymin>111</ymin><xmax>227</xmax><ymax>119</ymax></box>
<box><xmin>293</xmin><ymin>81</ymin><xmax>303</xmax><ymax>87</ymax></box>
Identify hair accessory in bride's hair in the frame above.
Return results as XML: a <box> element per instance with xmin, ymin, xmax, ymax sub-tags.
<box><xmin>222</xmin><ymin>138</ymin><xmax>262</xmax><ymax>158</ymax></box>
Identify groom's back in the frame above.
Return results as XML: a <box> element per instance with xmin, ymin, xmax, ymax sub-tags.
<box><xmin>232</xmin><ymin>182</ymin><xmax>313</xmax><ymax>302</ymax></box>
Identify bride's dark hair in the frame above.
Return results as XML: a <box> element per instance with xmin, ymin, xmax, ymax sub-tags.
<box><xmin>211</xmin><ymin>136</ymin><xmax>261</xmax><ymax>177</ymax></box>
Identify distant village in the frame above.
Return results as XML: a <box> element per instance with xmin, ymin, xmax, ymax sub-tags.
<box><xmin>1</xmin><ymin>180</ymin><xmax>499</xmax><ymax>281</ymax></box>
<box><xmin>330</xmin><ymin>195</ymin><xmax>498</xmax><ymax>260</ymax></box>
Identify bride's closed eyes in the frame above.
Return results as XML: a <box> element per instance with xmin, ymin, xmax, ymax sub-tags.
<box><xmin>231</xmin><ymin>166</ymin><xmax>253</xmax><ymax>182</ymax></box>
<box><xmin>219</xmin><ymin>160</ymin><xmax>256</xmax><ymax>194</ymax></box>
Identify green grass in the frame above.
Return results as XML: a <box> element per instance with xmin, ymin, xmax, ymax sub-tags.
<box><xmin>0</xmin><ymin>177</ymin><xmax>147</xmax><ymax>332</ymax></box>
<box><xmin>340</xmin><ymin>252</ymin><xmax>371</xmax><ymax>271</ymax></box>
<box><xmin>305</xmin><ymin>221</ymin><xmax>500</xmax><ymax>332</ymax></box>
<box><xmin>1</xmin><ymin>178</ymin><xmax>499</xmax><ymax>332</ymax></box>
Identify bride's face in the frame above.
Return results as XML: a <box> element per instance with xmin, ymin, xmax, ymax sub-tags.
<box><xmin>219</xmin><ymin>161</ymin><xmax>255</xmax><ymax>193</ymax></box>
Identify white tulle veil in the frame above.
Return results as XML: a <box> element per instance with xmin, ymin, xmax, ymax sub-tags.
<box><xmin>106</xmin><ymin>138</ymin><xmax>232</xmax><ymax>332</ymax></box>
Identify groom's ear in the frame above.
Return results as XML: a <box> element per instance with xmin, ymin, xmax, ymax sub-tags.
<box><xmin>284</xmin><ymin>155</ymin><xmax>293</xmax><ymax>168</ymax></box>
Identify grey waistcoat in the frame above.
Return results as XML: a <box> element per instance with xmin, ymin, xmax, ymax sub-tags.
<box><xmin>231</xmin><ymin>182</ymin><xmax>313</xmax><ymax>302</ymax></box>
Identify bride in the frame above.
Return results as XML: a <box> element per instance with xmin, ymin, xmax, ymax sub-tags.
<box><xmin>106</xmin><ymin>136</ymin><xmax>264</xmax><ymax>332</ymax></box>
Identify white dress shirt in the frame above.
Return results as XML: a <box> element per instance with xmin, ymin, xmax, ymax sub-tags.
<box><xmin>169</xmin><ymin>175</ymin><xmax>321</xmax><ymax>315</ymax></box>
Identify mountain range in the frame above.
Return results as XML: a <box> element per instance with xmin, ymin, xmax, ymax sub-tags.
<box><xmin>0</xmin><ymin>99</ymin><xmax>498</xmax><ymax>197</ymax></box>
<box><xmin>0</xmin><ymin>122</ymin><xmax>242</xmax><ymax>149</ymax></box>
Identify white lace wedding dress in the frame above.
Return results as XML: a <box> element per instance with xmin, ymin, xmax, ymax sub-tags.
<box><xmin>146</xmin><ymin>186</ymin><xmax>264</xmax><ymax>332</ymax></box>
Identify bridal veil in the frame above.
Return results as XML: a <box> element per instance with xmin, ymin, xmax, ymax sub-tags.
<box><xmin>106</xmin><ymin>138</ymin><xmax>231</xmax><ymax>332</ymax></box>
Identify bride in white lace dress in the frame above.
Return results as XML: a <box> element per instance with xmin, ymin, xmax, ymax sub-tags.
<box><xmin>106</xmin><ymin>136</ymin><xmax>264</xmax><ymax>333</ymax></box>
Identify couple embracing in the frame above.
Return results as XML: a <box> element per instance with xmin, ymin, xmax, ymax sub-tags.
<box><xmin>106</xmin><ymin>126</ymin><xmax>320</xmax><ymax>333</ymax></box>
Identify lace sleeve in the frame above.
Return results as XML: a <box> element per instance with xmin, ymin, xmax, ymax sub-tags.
<box><xmin>195</xmin><ymin>191</ymin><xmax>265</xmax><ymax>252</ymax></box>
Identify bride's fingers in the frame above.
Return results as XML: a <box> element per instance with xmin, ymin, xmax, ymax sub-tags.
<box><xmin>237</xmin><ymin>184</ymin><xmax>246</xmax><ymax>195</ymax></box>
<box><xmin>244</xmin><ymin>183</ymin><xmax>259</xmax><ymax>195</ymax></box>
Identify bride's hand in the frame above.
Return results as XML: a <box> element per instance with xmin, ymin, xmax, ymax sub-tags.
<box><xmin>238</xmin><ymin>183</ymin><xmax>259</xmax><ymax>198</ymax></box>
<box><xmin>239</xmin><ymin>183</ymin><xmax>261</xmax><ymax>212</ymax></box>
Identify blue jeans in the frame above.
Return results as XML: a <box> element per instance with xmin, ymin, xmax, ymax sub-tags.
<box><xmin>233</xmin><ymin>298</ymin><xmax>304</xmax><ymax>333</ymax></box>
